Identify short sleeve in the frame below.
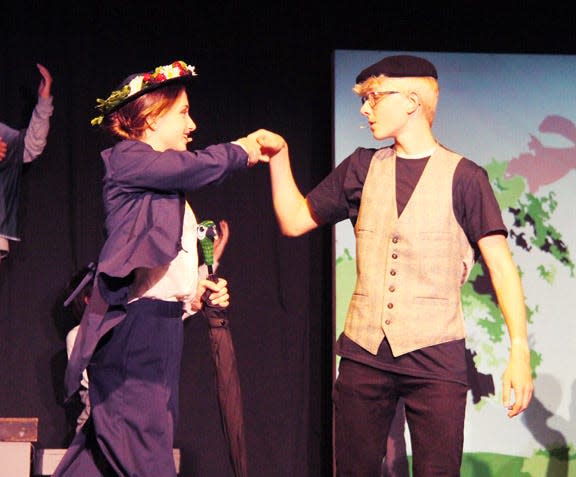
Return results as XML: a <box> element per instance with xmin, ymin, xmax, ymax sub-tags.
<box><xmin>453</xmin><ymin>158</ymin><xmax>507</xmax><ymax>245</ymax></box>
<box><xmin>307</xmin><ymin>147</ymin><xmax>375</xmax><ymax>226</ymax></box>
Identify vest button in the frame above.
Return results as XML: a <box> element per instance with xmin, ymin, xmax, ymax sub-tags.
<box><xmin>389</xmin><ymin>286</ymin><xmax>395</xmax><ymax>292</ymax></box>
<box><xmin>390</xmin><ymin>270</ymin><xmax>396</xmax><ymax>276</ymax></box>
<box><xmin>387</xmin><ymin>303</ymin><xmax>393</xmax><ymax>309</ymax></box>
<box><xmin>392</xmin><ymin>236</ymin><xmax>399</xmax><ymax>243</ymax></box>
<box><xmin>391</xmin><ymin>253</ymin><xmax>398</xmax><ymax>259</ymax></box>
<box><xmin>385</xmin><ymin>319</ymin><xmax>391</xmax><ymax>325</ymax></box>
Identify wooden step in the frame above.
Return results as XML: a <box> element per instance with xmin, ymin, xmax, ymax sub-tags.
<box><xmin>33</xmin><ymin>448</ymin><xmax>181</xmax><ymax>476</ymax></box>
<box><xmin>0</xmin><ymin>417</ymin><xmax>38</xmax><ymax>442</ymax></box>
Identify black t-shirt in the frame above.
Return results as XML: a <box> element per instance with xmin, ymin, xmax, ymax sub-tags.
<box><xmin>307</xmin><ymin>147</ymin><xmax>507</xmax><ymax>384</ymax></box>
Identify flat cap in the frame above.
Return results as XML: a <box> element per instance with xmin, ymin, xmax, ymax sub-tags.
<box><xmin>356</xmin><ymin>54</ymin><xmax>438</xmax><ymax>83</ymax></box>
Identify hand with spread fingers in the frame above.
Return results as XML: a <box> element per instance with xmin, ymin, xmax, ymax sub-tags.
<box><xmin>213</xmin><ymin>219</ymin><xmax>230</xmax><ymax>264</ymax></box>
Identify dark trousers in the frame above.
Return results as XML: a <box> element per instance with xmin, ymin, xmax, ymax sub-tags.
<box><xmin>333</xmin><ymin>358</ymin><xmax>467</xmax><ymax>477</ymax></box>
<box><xmin>54</xmin><ymin>298</ymin><xmax>184</xmax><ymax>477</ymax></box>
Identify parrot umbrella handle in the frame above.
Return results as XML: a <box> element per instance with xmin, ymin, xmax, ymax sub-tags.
<box><xmin>197</xmin><ymin>220</ymin><xmax>218</xmax><ymax>275</ymax></box>
<box><xmin>198</xmin><ymin>220</ymin><xmax>248</xmax><ymax>477</ymax></box>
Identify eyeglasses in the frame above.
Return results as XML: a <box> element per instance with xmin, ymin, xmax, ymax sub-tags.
<box><xmin>361</xmin><ymin>91</ymin><xmax>400</xmax><ymax>108</ymax></box>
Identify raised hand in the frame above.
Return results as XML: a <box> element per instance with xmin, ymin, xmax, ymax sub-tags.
<box><xmin>36</xmin><ymin>63</ymin><xmax>53</xmax><ymax>99</ymax></box>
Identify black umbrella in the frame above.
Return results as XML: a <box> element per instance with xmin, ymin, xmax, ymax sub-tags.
<box><xmin>198</xmin><ymin>220</ymin><xmax>247</xmax><ymax>477</ymax></box>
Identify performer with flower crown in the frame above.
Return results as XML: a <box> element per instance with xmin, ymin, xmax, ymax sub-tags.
<box><xmin>53</xmin><ymin>60</ymin><xmax>285</xmax><ymax>477</ymax></box>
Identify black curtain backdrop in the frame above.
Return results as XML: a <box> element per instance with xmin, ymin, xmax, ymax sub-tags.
<box><xmin>0</xmin><ymin>3</ymin><xmax>574</xmax><ymax>476</ymax></box>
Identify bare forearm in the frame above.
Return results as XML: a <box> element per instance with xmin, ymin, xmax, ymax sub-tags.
<box><xmin>479</xmin><ymin>235</ymin><xmax>528</xmax><ymax>342</ymax></box>
<box><xmin>269</xmin><ymin>147</ymin><xmax>318</xmax><ymax>236</ymax></box>
<box><xmin>490</xmin><ymin>259</ymin><xmax>528</xmax><ymax>344</ymax></box>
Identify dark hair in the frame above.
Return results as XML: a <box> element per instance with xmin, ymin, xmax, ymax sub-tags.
<box><xmin>64</xmin><ymin>264</ymin><xmax>95</xmax><ymax>324</ymax></box>
<box><xmin>101</xmin><ymin>83</ymin><xmax>186</xmax><ymax>140</ymax></box>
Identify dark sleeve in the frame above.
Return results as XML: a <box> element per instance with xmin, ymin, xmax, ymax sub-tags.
<box><xmin>104</xmin><ymin>140</ymin><xmax>248</xmax><ymax>192</ymax></box>
<box><xmin>0</xmin><ymin>121</ymin><xmax>20</xmax><ymax>146</ymax></box>
<box><xmin>454</xmin><ymin>158</ymin><xmax>507</xmax><ymax>245</ymax></box>
<box><xmin>307</xmin><ymin>147</ymin><xmax>376</xmax><ymax>226</ymax></box>
<box><xmin>0</xmin><ymin>129</ymin><xmax>26</xmax><ymax>240</ymax></box>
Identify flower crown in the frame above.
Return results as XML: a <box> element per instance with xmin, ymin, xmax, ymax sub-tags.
<box><xmin>91</xmin><ymin>60</ymin><xmax>197</xmax><ymax>126</ymax></box>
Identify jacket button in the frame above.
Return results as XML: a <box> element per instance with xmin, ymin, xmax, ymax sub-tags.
<box><xmin>387</xmin><ymin>303</ymin><xmax>393</xmax><ymax>309</ymax></box>
<box><xmin>390</xmin><ymin>270</ymin><xmax>396</xmax><ymax>276</ymax></box>
<box><xmin>391</xmin><ymin>253</ymin><xmax>398</xmax><ymax>259</ymax></box>
<box><xmin>389</xmin><ymin>286</ymin><xmax>395</xmax><ymax>292</ymax></box>
<box><xmin>392</xmin><ymin>236</ymin><xmax>399</xmax><ymax>243</ymax></box>
<box><xmin>385</xmin><ymin>319</ymin><xmax>391</xmax><ymax>325</ymax></box>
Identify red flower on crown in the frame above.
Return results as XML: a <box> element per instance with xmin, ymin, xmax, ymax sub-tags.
<box><xmin>173</xmin><ymin>61</ymin><xmax>187</xmax><ymax>73</ymax></box>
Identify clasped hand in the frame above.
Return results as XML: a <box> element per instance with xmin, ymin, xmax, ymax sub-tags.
<box><xmin>237</xmin><ymin>129</ymin><xmax>287</xmax><ymax>166</ymax></box>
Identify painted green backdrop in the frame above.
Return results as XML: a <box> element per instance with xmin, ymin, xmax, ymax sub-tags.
<box><xmin>334</xmin><ymin>50</ymin><xmax>576</xmax><ymax>477</ymax></box>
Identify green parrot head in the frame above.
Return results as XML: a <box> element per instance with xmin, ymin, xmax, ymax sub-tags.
<box><xmin>197</xmin><ymin>219</ymin><xmax>218</xmax><ymax>267</ymax></box>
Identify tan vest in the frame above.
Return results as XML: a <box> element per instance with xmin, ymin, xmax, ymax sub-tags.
<box><xmin>344</xmin><ymin>145</ymin><xmax>475</xmax><ymax>356</ymax></box>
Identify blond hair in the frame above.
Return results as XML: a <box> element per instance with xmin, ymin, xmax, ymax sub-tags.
<box><xmin>353</xmin><ymin>75</ymin><xmax>439</xmax><ymax>125</ymax></box>
<box><xmin>101</xmin><ymin>84</ymin><xmax>186</xmax><ymax>140</ymax></box>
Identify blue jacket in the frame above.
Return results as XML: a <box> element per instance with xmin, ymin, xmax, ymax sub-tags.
<box><xmin>64</xmin><ymin>139</ymin><xmax>248</xmax><ymax>397</ymax></box>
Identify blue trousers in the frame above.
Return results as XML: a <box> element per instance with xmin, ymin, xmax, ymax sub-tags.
<box><xmin>54</xmin><ymin>298</ymin><xmax>183</xmax><ymax>477</ymax></box>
